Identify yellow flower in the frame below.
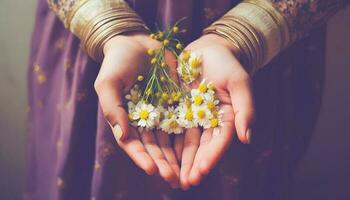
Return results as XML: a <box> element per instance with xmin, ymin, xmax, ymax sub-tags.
<box><xmin>176</xmin><ymin>43</ymin><xmax>182</xmax><ymax>49</ymax></box>
<box><xmin>137</xmin><ymin>75</ymin><xmax>144</xmax><ymax>81</ymax></box>
<box><xmin>149</xmin><ymin>33</ymin><xmax>156</xmax><ymax>39</ymax></box>
<box><xmin>147</xmin><ymin>48</ymin><xmax>154</xmax><ymax>55</ymax></box>
<box><xmin>210</xmin><ymin>118</ymin><xmax>219</xmax><ymax>128</ymax></box>
<box><xmin>139</xmin><ymin>110</ymin><xmax>149</xmax><ymax>120</ymax></box>
<box><xmin>194</xmin><ymin>95</ymin><xmax>203</xmax><ymax>106</ymax></box>
<box><xmin>208</xmin><ymin>82</ymin><xmax>215</xmax><ymax>91</ymax></box>
<box><xmin>207</xmin><ymin>101</ymin><xmax>215</xmax><ymax>110</ymax></box>
<box><xmin>161</xmin><ymin>62</ymin><xmax>166</xmax><ymax>67</ymax></box>
<box><xmin>168</xmin><ymin>99</ymin><xmax>174</xmax><ymax>105</ymax></box>
<box><xmin>172</xmin><ymin>26</ymin><xmax>179</xmax><ymax>33</ymax></box>
<box><xmin>163</xmin><ymin>39</ymin><xmax>170</xmax><ymax>46</ymax></box>
<box><xmin>162</xmin><ymin>93</ymin><xmax>169</xmax><ymax>100</ymax></box>
<box><xmin>190</xmin><ymin>56</ymin><xmax>201</xmax><ymax>68</ymax></box>
<box><xmin>181</xmin><ymin>51</ymin><xmax>190</xmax><ymax>61</ymax></box>
<box><xmin>185</xmin><ymin>110</ymin><xmax>193</xmax><ymax>121</ymax></box>
<box><xmin>128</xmin><ymin>113</ymin><xmax>134</xmax><ymax>120</ymax></box>
<box><xmin>198</xmin><ymin>84</ymin><xmax>207</xmax><ymax>93</ymax></box>
<box><xmin>151</xmin><ymin>58</ymin><xmax>157</xmax><ymax>64</ymax></box>
<box><xmin>157</xmin><ymin>31</ymin><xmax>164</xmax><ymax>39</ymax></box>
<box><xmin>197</xmin><ymin>110</ymin><xmax>206</xmax><ymax>119</ymax></box>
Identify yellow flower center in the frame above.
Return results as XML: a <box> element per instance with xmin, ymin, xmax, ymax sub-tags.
<box><xmin>207</xmin><ymin>101</ymin><xmax>215</xmax><ymax>110</ymax></box>
<box><xmin>197</xmin><ymin>110</ymin><xmax>206</xmax><ymax>119</ymax></box>
<box><xmin>162</xmin><ymin>93</ymin><xmax>169</xmax><ymax>100</ymax></box>
<box><xmin>185</xmin><ymin>110</ymin><xmax>193</xmax><ymax>121</ymax></box>
<box><xmin>194</xmin><ymin>96</ymin><xmax>203</xmax><ymax>106</ymax></box>
<box><xmin>198</xmin><ymin>84</ymin><xmax>207</xmax><ymax>93</ymax></box>
<box><xmin>210</xmin><ymin>118</ymin><xmax>219</xmax><ymax>128</ymax></box>
<box><xmin>139</xmin><ymin>110</ymin><xmax>149</xmax><ymax>120</ymax></box>
<box><xmin>181</xmin><ymin>51</ymin><xmax>190</xmax><ymax>61</ymax></box>
<box><xmin>170</xmin><ymin>120</ymin><xmax>179</xmax><ymax>129</ymax></box>
<box><xmin>190</xmin><ymin>58</ymin><xmax>200</xmax><ymax>68</ymax></box>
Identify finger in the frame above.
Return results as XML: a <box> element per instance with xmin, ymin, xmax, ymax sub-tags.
<box><xmin>140</xmin><ymin>131</ymin><xmax>179</xmax><ymax>188</ymax></box>
<box><xmin>180</xmin><ymin>128</ymin><xmax>201</xmax><ymax>190</ymax></box>
<box><xmin>117</xmin><ymin>127</ymin><xmax>158</xmax><ymax>175</ymax></box>
<box><xmin>227</xmin><ymin>73</ymin><xmax>255</xmax><ymax>144</ymax></box>
<box><xmin>95</xmin><ymin>79</ymin><xmax>129</xmax><ymax>141</ymax></box>
<box><xmin>188</xmin><ymin>128</ymin><xmax>213</xmax><ymax>186</ymax></box>
<box><xmin>174</xmin><ymin>134</ymin><xmax>184</xmax><ymax>162</ymax></box>
<box><xmin>156</xmin><ymin>131</ymin><xmax>181</xmax><ymax>183</ymax></box>
<box><xmin>199</xmin><ymin>105</ymin><xmax>235</xmax><ymax>175</ymax></box>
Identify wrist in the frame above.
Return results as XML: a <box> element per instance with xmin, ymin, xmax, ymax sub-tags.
<box><xmin>103</xmin><ymin>32</ymin><xmax>159</xmax><ymax>56</ymax></box>
<box><xmin>200</xmin><ymin>34</ymin><xmax>239</xmax><ymax>55</ymax></box>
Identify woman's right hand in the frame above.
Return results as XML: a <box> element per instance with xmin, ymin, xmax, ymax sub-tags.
<box><xmin>94</xmin><ymin>33</ymin><xmax>180</xmax><ymax>188</ymax></box>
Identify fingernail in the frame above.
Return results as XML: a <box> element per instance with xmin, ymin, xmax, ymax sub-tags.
<box><xmin>246</xmin><ymin>128</ymin><xmax>252</xmax><ymax>144</ymax></box>
<box><xmin>112</xmin><ymin>124</ymin><xmax>123</xmax><ymax>141</ymax></box>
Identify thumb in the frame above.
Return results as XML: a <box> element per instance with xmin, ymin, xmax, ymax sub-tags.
<box><xmin>227</xmin><ymin>74</ymin><xmax>255</xmax><ymax>144</ymax></box>
<box><xmin>94</xmin><ymin>78</ymin><xmax>129</xmax><ymax>141</ymax></box>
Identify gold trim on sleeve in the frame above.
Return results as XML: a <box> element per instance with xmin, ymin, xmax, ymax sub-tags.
<box><xmin>67</xmin><ymin>0</ymin><xmax>149</xmax><ymax>62</ymax></box>
<box><xmin>203</xmin><ymin>0</ymin><xmax>290</xmax><ymax>74</ymax></box>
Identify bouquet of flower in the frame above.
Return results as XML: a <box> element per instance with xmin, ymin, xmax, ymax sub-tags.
<box><xmin>126</xmin><ymin>20</ymin><xmax>222</xmax><ymax>134</ymax></box>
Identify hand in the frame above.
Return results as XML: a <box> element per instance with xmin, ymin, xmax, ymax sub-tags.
<box><xmin>94</xmin><ymin>33</ymin><xmax>180</xmax><ymax>188</ymax></box>
<box><xmin>178</xmin><ymin>34</ymin><xmax>255</xmax><ymax>189</ymax></box>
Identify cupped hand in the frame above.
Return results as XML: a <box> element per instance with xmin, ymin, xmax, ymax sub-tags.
<box><xmin>178</xmin><ymin>34</ymin><xmax>256</xmax><ymax>190</ymax></box>
<box><xmin>94</xmin><ymin>33</ymin><xmax>180</xmax><ymax>188</ymax></box>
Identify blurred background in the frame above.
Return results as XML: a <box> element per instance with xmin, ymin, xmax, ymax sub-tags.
<box><xmin>0</xmin><ymin>1</ymin><xmax>349</xmax><ymax>200</ymax></box>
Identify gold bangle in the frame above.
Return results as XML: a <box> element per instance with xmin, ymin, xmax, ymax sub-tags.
<box><xmin>203</xmin><ymin>0</ymin><xmax>289</xmax><ymax>74</ymax></box>
<box><xmin>68</xmin><ymin>0</ymin><xmax>149</xmax><ymax>62</ymax></box>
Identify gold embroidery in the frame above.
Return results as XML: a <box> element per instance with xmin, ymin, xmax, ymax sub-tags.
<box><xmin>99</xmin><ymin>143</ymin><xmax>115</xmax><ymax>163</ymax></box>
<box><xmin>34</xmin><ymin>64</ymin><xmax>47</xmax><ymax>85</ymax></box>
<box><xmin>64</xmin><ymin>99</ymin><xmax>74</xmax><ymax>110</ymax></box>
<box><xmin>54</xmin><ymin>37</ymin><xmax>66</xmax><ymax>51</ymax></box>
<box><xmin>57</xmin><ymin>177</ymin><xmax>64</xmax><ymax>188</ymax></box>
<box><xmin>94</xmin><ymin>160</ymin><xmax>101</xmax><ymax>171</ymax></box>
<box><xmin>63</xmin><ymin>59</ymin><xmax>72</xmax><ymax>72</ymax></box>
<box><xmin>56</xmin><ymin>139</ymin><xmax>63</xmax><ymax>152</ymax></box>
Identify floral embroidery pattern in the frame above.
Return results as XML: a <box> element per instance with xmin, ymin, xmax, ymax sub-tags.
<box><xmin>271</xmin><ymin>0</ymin><xmax>349</xmax><ymax>41</ymax></box>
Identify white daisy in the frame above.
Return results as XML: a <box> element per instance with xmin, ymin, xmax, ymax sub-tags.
<box><xmin>177</xmin><ymin>101</ymin><xmax>197</xmax><ymax>128</ymax></box>
<box><xmin>132</xmin><ymin>102</ymin><xmax>159</xmax><ymax>129</ymax></box>
<box><xmin>160</xmin><ymin>107</ymin><xmax>183</xmax><ymax>134</ymax></box>
<box><xmin>192</xmin><ymin>104</ymin><xmax>213</xmax><ymax>127</ymax></box>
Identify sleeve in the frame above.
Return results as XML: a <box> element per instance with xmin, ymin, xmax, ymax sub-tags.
<box><xmin>46</xmin><ymin>0</ymin><xmax>149</xmax><ymax>62</ymax></box>
<box><xmin>203</xmin><ymin>0</ymin><xmax>349</xmax><ymax>74</ymax></box>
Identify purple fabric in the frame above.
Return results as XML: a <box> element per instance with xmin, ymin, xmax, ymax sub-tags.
<box><xmin>26</xmin><ymin>0</ymin><xmax>326</xmax><ymax>199</ymax></box>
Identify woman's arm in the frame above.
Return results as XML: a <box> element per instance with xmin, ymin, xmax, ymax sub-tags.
<box><xmin>204</xmin><ymin>0</ymin><xmax>349</xmax><ymax>74</ymax></box>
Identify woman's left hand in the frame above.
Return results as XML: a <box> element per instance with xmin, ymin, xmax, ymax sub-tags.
<box><xmin>178</xmin><ymin>34</ymin><xmax>256</xmax><ymax>190</ymax></box>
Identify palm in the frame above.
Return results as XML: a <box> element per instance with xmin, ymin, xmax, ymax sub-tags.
<box><xmin>178</xmin><ymin>35</ymin><xmax>254</xmax><ymax>189</ymax></box>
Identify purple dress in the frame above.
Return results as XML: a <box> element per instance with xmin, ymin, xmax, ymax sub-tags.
<box><xmin>26</xmin><ymin>0</ymin><xmax>345</xmax><ymax>199</ymax></box>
